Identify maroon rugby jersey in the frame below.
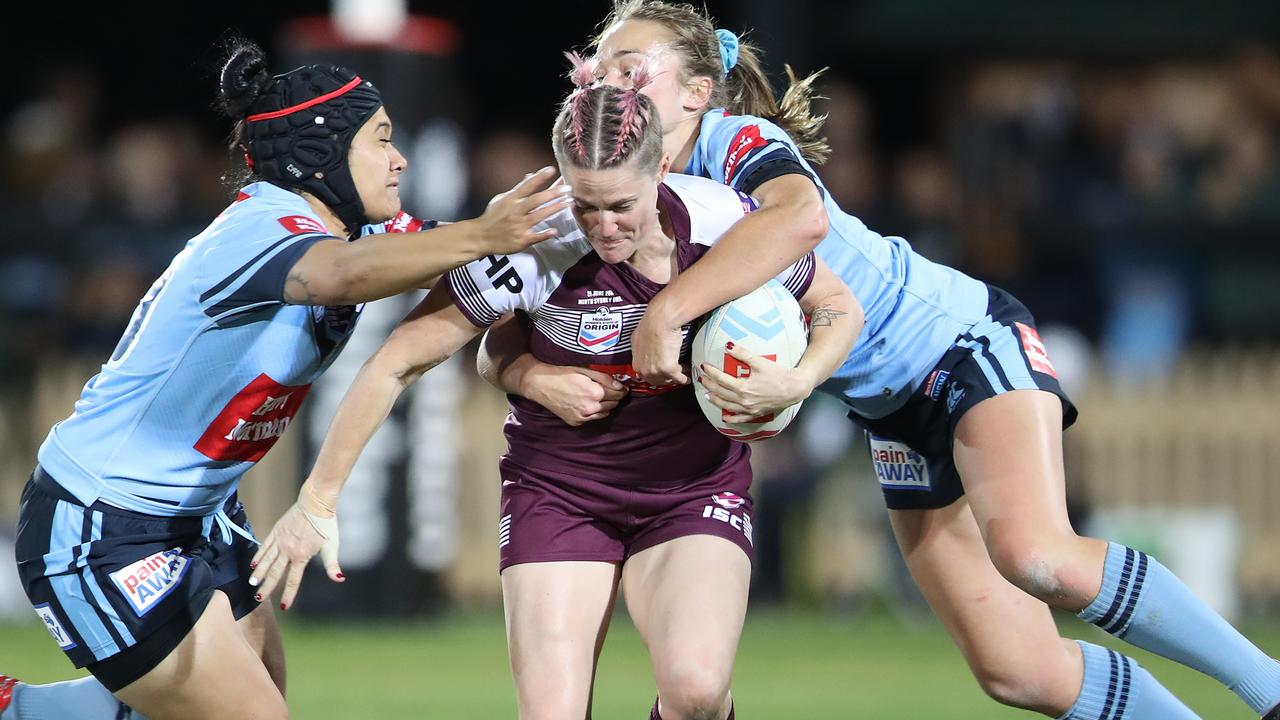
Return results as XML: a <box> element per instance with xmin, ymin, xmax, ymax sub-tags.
<box><xmin>444</xmin><ymin>174</ymin><xmax>816</xmax><ymax>485</ymax></box>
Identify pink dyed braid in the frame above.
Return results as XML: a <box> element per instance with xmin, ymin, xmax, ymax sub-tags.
<box><xmin>606</xmin><ymin>60</ymin><xmax>655</xmax><ymax>165</ymax></box>
<box><xmin>564</xmin><ymin>52</ymin><xmax>596</xmax><ymax>160</ymax></box>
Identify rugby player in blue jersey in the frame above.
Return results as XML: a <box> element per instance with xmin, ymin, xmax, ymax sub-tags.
<box><xmin>1</xmin><ymin>38</ymin><xmax>569</xmax><ymax>720</ymax></box>
<box><xmin>480</xmin><ymin>3</ymin><xmax>1280</xmax><ymax>719</ymax></box>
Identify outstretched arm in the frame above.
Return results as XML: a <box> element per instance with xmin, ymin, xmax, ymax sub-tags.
<box><xmin>699</xmin><ymin>257</ymin><xmax>860</xmax><ymax>421</ymax></box>
<box><xmin>249</xmin><ymin>286</ymin><xmax>483</xmax><ymax>608</ymax></box>
<box><xmin>631</xmin><ymin>174</ymin><xmax>828</xmax><ymax>384</ymax></box>
<box><xmin>285</xmin><ymin>167</ymin><xmax>572</xmax><ymax>305</ymax></box>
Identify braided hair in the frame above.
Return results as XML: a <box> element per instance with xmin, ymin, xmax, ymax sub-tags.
<box><xmin>551</xmin><ymin>52</ymin><xmax>665</xmax><ymax>174</ymax></box>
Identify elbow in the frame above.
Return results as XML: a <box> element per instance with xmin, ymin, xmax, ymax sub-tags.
<box><xmin>803</xmin><ymin>198</ymin><xmax>824</xmax><ymax>249</ymax></box>
<box><xmin>795</xmin><ymin>196</ymin><xmax>828</xmax><ymax>251</ymax></box>
<box><xmin>840</xmin><ymin>289</ymin><xmax>864</xmax><ymax>329</ymax></box>
<box><xmin>849</xmin><ymin>297</ymin><xmax>865</xmax><ymax>331</ymax></box>
<box><xmin>290</xmin><ymin>261</ymin><xmax>367</xmax><ymax>306</ymax></box>
<box><xmin>327</xmin><ymin>261</ymin><xmax>374</xmax><ymax>306</ymax></box>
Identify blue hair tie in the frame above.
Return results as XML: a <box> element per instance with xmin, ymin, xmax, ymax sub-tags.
<box><xmin>716</xmin><ymin>29</ymin><xmax>739</xmax><ymax>74</ymax></box>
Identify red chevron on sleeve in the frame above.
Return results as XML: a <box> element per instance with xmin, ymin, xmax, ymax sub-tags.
<box><xmin>723</xmin><ymin>125</ymin><xmax>767</xmax><ymax>183</ymax></box>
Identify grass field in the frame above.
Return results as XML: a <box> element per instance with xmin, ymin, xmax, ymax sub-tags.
<box><xmin>2</xmin><ymin>608</ymin><xmax>1275</xmax><ymax>718</ymax></box>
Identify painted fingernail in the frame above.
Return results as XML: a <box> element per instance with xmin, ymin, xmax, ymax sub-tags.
<box><xmin>557</xmin><ymin>185</ymin><xmax>573</xmax><ymax>193</ymax></box>
<box><xmin>249</xmin><ymin>561</ymin><xmax>258</xmax><ymax>569</ymax></box>
<box><xmin>249</xmin><ymin>576</ymin><xmax>260</xmax><ymax>587</ymax></box>
<box><xmin>254</xmin><ymin>593</ymin><xmax>263</xmax><ymax>602</ymax></box>
<box><xmin>726</xmin><ymin>342</ymin><xmax>734</xmax><ymax>350</ymax></box>
<box><xmin>281</xmin><ymin>603</ymin><xmax>288</xmax><ymax>611</ymax></box>
<box><xmin>336</xmin><ymin>572</ymin><xmax>345</xmax><ymax>580</ymax></box>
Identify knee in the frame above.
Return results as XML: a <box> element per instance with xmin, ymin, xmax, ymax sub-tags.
<box><xmin>966</xmin><ymin>640</ymin><xmax>1082</xmax><ymax>715</ymax></box>
<box><xmin>968</xmin><ymin>653</ymin><xmax>1071</xmax><ymax>712</ymax></box>
<box><xmin>969</xmin><ymin>661</ymin><xmax>1043</xmax><ymax>710</ymax></box>
<box><xmin>657</xmin><ymin>666</ymin><xmax>731</xmax><ymax>720</ymax></box>
<box><xmin>984</xmin><ymin>527</ymin><xmax>1083</xmax><ymax>604</ymax></box>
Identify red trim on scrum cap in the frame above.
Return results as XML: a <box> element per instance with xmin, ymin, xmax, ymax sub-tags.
<box><xmin>246</xmin><ymin>76</ymin><xmax>363</xmax><ymax>122</ymax></box>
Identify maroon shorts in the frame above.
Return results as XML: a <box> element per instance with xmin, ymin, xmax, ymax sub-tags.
<box><xmin>496</xmin><ymin>455</ymin><xmax>754</xmax><ymax>572</ymax></box>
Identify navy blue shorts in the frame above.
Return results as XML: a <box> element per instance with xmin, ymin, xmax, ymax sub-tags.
<box><xmin>851</xmin><ymin>286</ymin><xmax>1078</xmax><ymax>510</ymax></box>
<box><xmin>14</xmin><ymin>466</ymin><xmax>261</xmax><ymax>691</ymax></box>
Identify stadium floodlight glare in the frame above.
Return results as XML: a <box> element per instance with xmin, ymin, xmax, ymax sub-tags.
<box><xmin>333</xmin><ymin>0</ymin><xmax>407</xmax><ymax>43</ymax></box>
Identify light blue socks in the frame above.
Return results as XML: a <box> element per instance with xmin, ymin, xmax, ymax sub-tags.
<box><xmin>1056</xmin><ymin>641</ymin><xmax>1198</xmax><ymax>719</ymax></box>
<box><xmin>1</xmin><ymin>677</ymin><xmax>143</xmax><ymax>720</ymax></box>
<box><xmin>1079</xmin><ymin>543</ymin><xmax>1280</xmax><ymax>714</ymax></box>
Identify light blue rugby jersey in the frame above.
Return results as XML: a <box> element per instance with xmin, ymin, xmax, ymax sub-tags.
<box><xmin>687</xmin><ymin>109</ymin><xmax>990</xmax><ymax>418</ymax></box>
<box><xmin>37</xmin><ymin>182</ymin><xmax>430</xmax><ymax>516</ymax></box>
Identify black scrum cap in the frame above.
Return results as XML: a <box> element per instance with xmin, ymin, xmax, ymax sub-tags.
<box><xmin>243</xmin><ymin>65</ymin><xmax>383</xmax><ymax>233</ymax></box>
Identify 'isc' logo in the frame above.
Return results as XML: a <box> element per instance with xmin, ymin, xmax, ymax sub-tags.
<box><xmin>701</xmin><ymin>493</ymin><xmax>753</xmax><ymax>545</ymax></box>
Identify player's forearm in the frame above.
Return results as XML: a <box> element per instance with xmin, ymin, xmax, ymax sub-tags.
<box><xmin>306</xmin><ymin>357</ymin><xmax>414</xmax><ymax>496</ymax></box>
<box><xmin>794</xmin><ymin>296</ymin><xmax>862</xmax><ymax>397</ymax></box>
<box><xmin>650</xmin><ymin>205</ymin><xmax>825</xmax><ymax>328</ymax></box>
<box><xmin>334</xmin><ymin>221</ymin><xmax>485</xmax><ymax>303</ymax></box>
<box><xmin>476</xmin><ymin>315</ymin><xmax>536</xmax><ymax>395</ymax></box>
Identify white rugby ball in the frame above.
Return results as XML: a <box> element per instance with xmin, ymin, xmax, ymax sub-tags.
<box><xmin>691</xmin><ymin>280</ymin><xmax>809</xmax><ymax>442</ymax></box>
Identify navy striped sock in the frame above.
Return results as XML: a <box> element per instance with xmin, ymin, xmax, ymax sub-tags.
<box><xmin>1057</xmin><ymin>641</ymin><xmax>1197</xmax><ymax>719</ymax></box>
<box><xmin>1079</xmin><ymin>543</ymin><xmax>1148</xmax><ymax>637</ymax></box>
<box><xmin>1080</xmin><ymin>543</ymin><xmax>1280</xmax><ymax>713</ymax></box>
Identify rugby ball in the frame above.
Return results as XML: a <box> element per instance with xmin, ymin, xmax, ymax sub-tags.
<box><xmin>691</xmin><ymin>280</ymin><xmax>809</xmax><ymax>442</ymax></box>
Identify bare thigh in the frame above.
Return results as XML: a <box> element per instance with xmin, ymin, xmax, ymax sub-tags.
<box><xmin>113</xmin><ymin>590</ymin><xmax>288</xmax><ymax>720</ymax></box>
<box><xmin>890</xmin><ymin>500</ymin><xmax>1081</xmax><ymax>716</ymax></box>
<box><xmin>501</xmin><ymin>561</ymin><xmax>620</xmax><ymax>720</ymax></box>
<box><xmin>622</xmin><ymin>535</ymin><xmax>750</xmax><ymax>719</ymax></box>
<box><xmin>237</xmin><ymin>599</ymin><xmax>286</xmax><ymax>694</ymax></box>
<box><xmin>954</xmin><ymin>389</ymin><xmax>1108</xmax><ymax>608</ymax></box>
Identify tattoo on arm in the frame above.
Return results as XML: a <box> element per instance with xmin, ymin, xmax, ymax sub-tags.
<box><xmin>284</xmin><ymin>270</ymin><xmax>320</xmax><ymax>305</ymax></box>
<box><xmin>809</xmin><ymin>305</ymin><xmax>848</xmax><ymax>328</ymax></box>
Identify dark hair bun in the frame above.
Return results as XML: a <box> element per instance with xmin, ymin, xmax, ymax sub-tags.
<box><xmin>218</xmin><ymin>41</ymin><xmax>271</xmax><ymax>118</ymax></box>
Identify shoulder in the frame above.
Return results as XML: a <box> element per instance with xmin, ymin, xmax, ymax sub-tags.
<box><xmin>524</xmin><ymin>207</ymin><xmax>592</xmax><ymax>270</ymax></box>
<box><xmin>452</xmin><ymin>209</ymin><xmax>591</xmax><ymax>301</ymax></box>
<box><xmin>664</xmin><ymin>173</ymin><xmax>751</xmax><ymax>208</ymax></box>
<box><xmin>698</xmin><ymin>109</ymin><xmax>793</xmax><ymax>151</ymax></box>
<box><xmin>213</xmin><ymin>182</ymin><xmax>334</xmax><ymax>242</ymax></box>
<box><xmin>663</xmin><ymin>174</ymin><xmax>753</xmax><ymax>247</ymax></box>
<box><xmin>694</xmin><ymin>110</ymin><xmax>801</xmax><ymax>186</ymax></box>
